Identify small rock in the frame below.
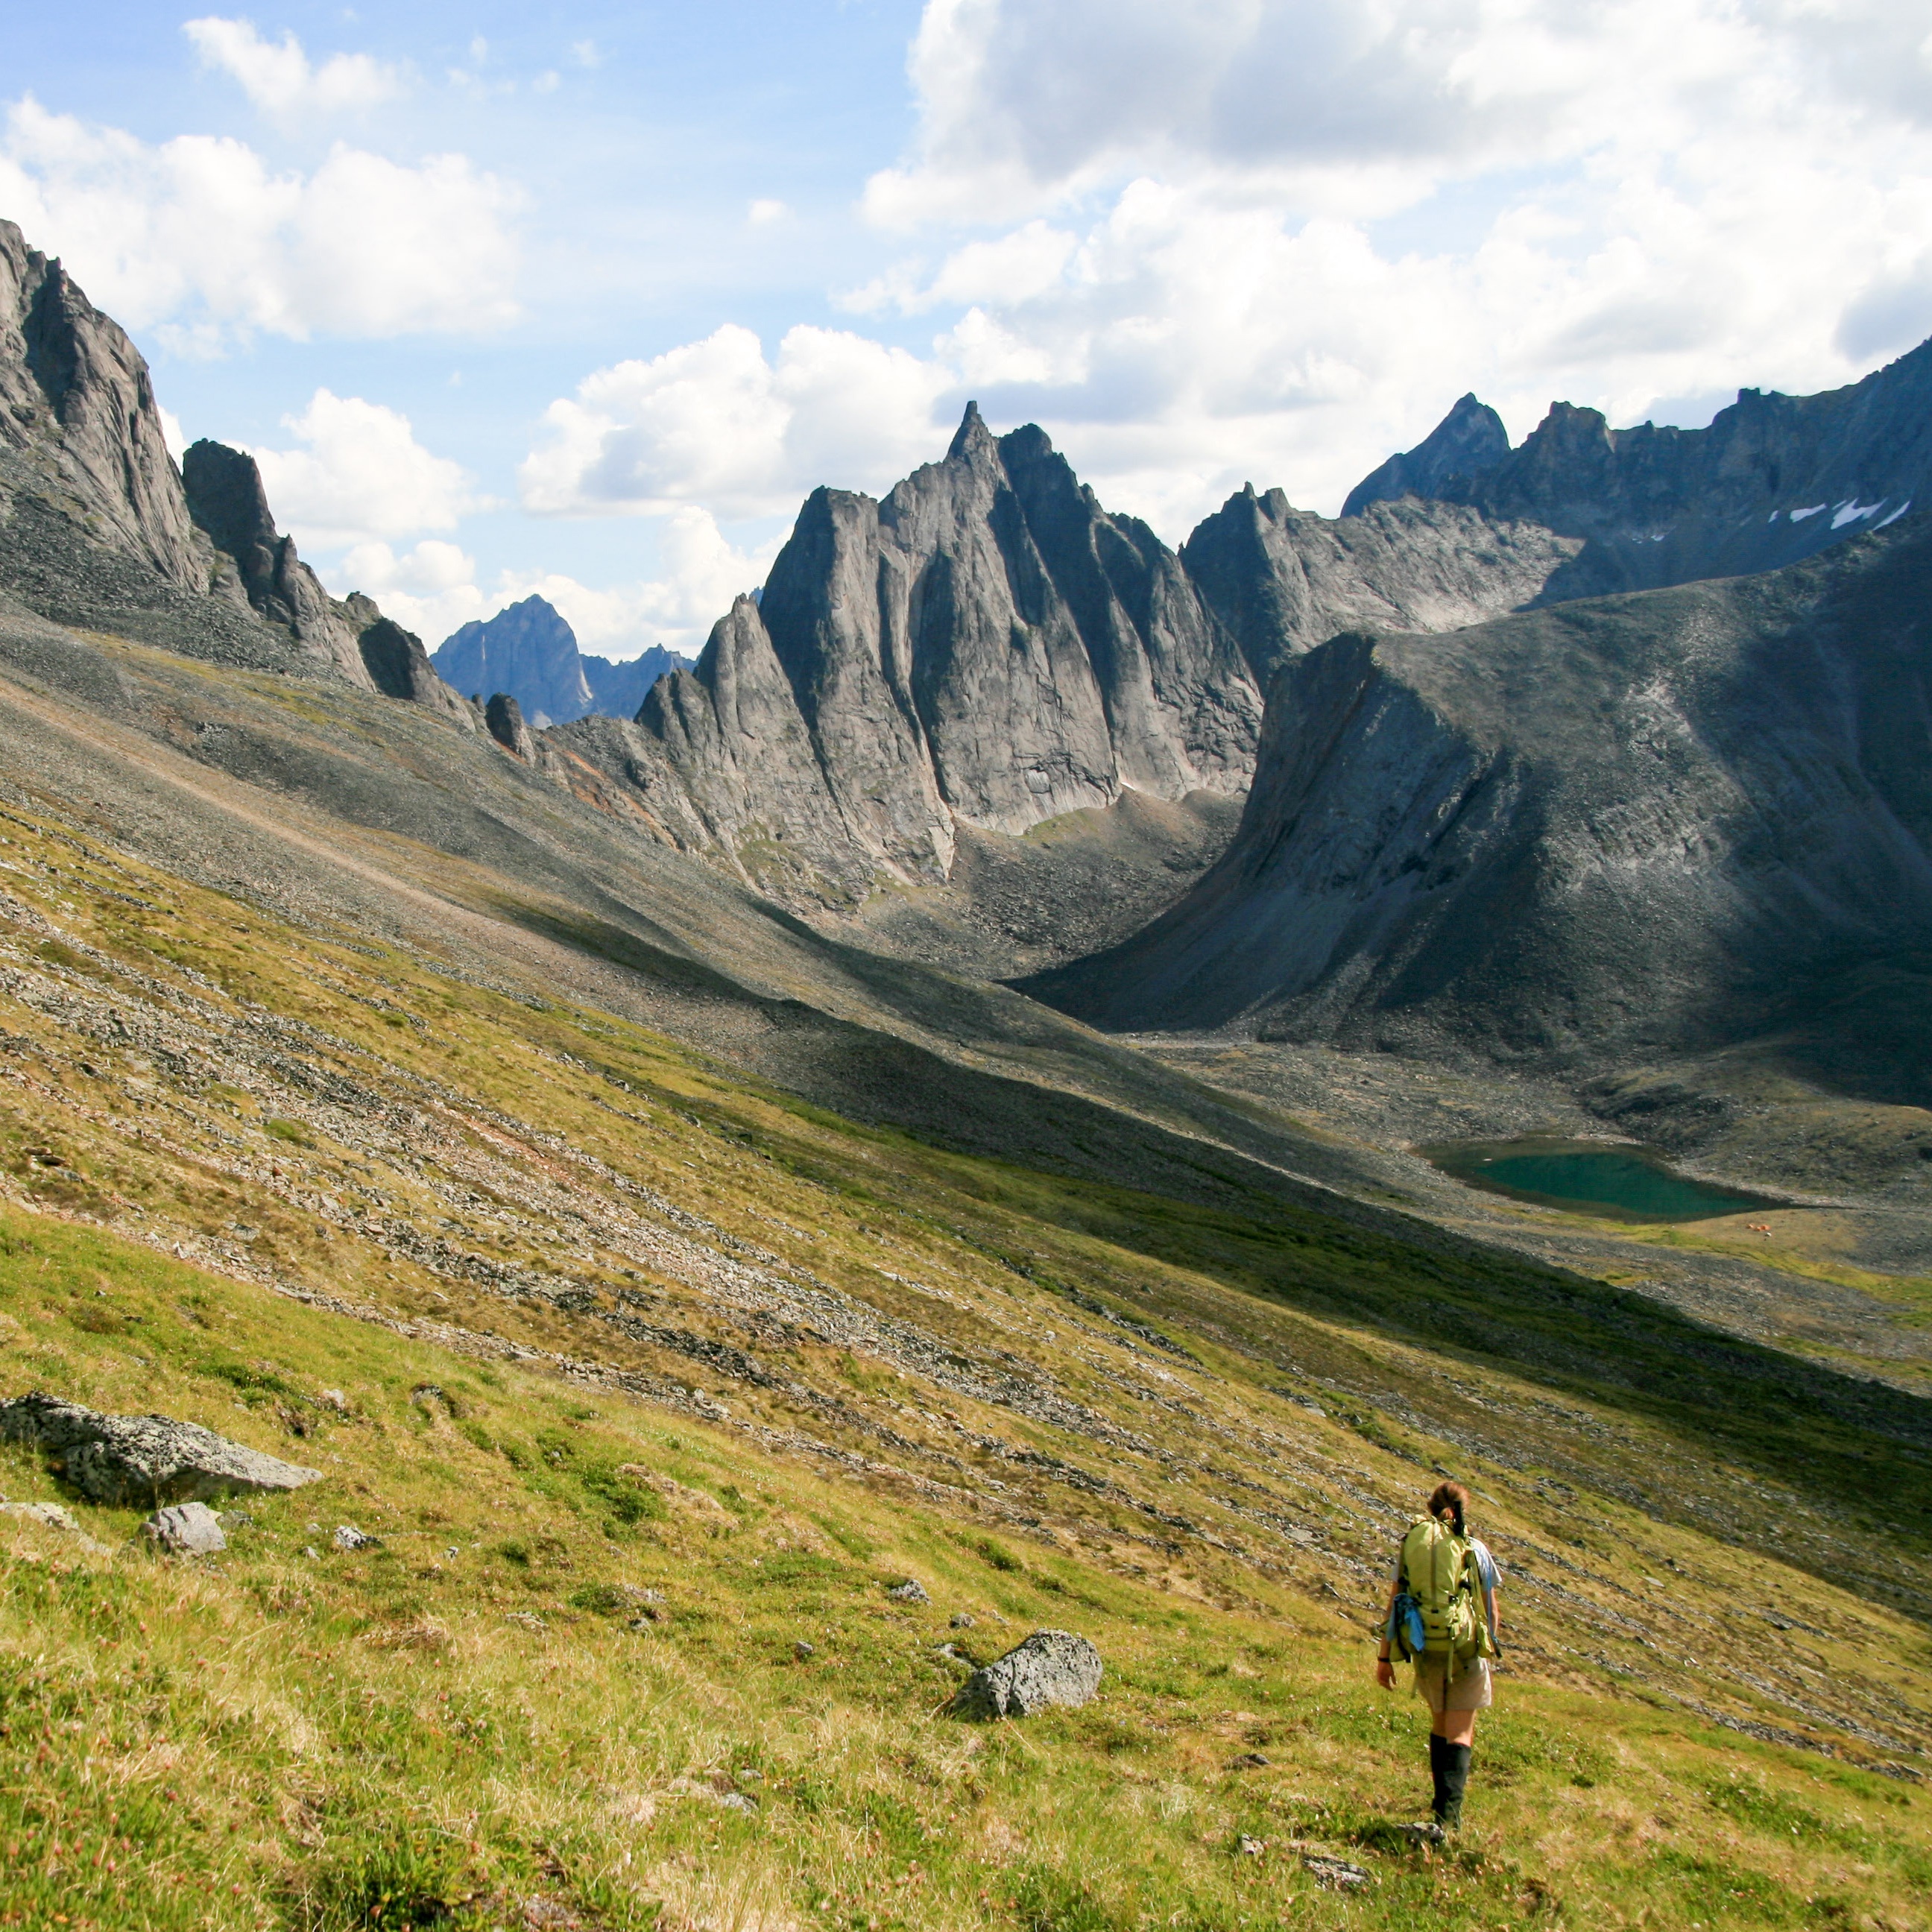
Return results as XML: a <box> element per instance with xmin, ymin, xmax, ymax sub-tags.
<box><xmin>886</xmin><ymin>1579</ymin><xmax>930</xmax><ymax>1605</ymax></box>
<box><xmin>332</xmin><ymin>1524</ymin><xmax>376</xmax><ymax>1551</ymax></box>
<box><xmin>1237</xmin><ymin>1834</ymin><xmax>1266</xmax><ymax>1857</ymax></box>
<box><xmin>1</xmin><ymin>1500</ymin><xmax>82</xmax><ymax>1533</ymax></box>
<box><xmin>792</xmin><ymin>1640</ymin><xmax>815</xmax><ymax>1658</ymax></box>
<box><xmin>735</xmin><ymin>1769</ymin><xmax>763</xmax><ymax>1787</ymax></box>
<box><xmin>1398</xmin><ymin>1821</ymin><xmax>1446</xmax><ymax>1846</ymax></box>
<box><xmin>303</xmin><ymin>1545</ymin><xmax>319</xmax><ymax>1559</ymax></box>
<box><xmin>318</xmin><ymin>1390</ymin><xmax>349</xmax><ymax>1413</ymax></box>
<box><xmin>1303</xmin><ymin>1854</ymin><xmax>1370</xmax><ymax>1892</ymax></box>
<box><xmin>504</xmin><ymin>1611</ymin><xmax>547</xmax><ymax>1632</ymax></box>
<box><xmin>625</xmin><ymin>1616</ymin><xmax>657</xmax><ymax>1635</ymax></box>
<box><xmin>713</xmin><ymin>1790</ymin><xmax>757</xmax><ymax>1813</ymax></box>
<box><xmin>950</xmin><ymin>1612</ymin><xmax>976</xmax><ymax>1629</ymax></box>
<box><xmin>218</xmin><ymin>1509</ymin><xmax>254</xmax><ymax>1529</ymax></box>
<box><xmin>954</xmin><ymin>1629</ymin><xmax>1103</xmax><ymax>1720</ymax></box>
<box><xmin>1228</xmin><ymin>1751</ymin><xmax>1271</xmax><ymax>1770</ymax></box>
<box><xmin>142</xmin><ymin>1500</ymin><xmax>227</xmax><ymax>1554</ymax></box>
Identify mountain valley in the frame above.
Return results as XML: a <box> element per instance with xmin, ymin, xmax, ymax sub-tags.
<box><xmin>0</xmin><ymin>213</ymin><xmax>1929</xmax><ymax>1930</ymax></box>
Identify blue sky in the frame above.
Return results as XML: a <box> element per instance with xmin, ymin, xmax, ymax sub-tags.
<box><xmin>4</xmin><ymin>2</ymin><xmax>1929</xmax><ymax>656</ymax></box>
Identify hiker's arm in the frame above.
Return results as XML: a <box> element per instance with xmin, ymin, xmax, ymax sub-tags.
<box><xmin>1375</xmin><ymin>1571</ymin><xmax>1399</xmax><ymax>1688</ymax></box>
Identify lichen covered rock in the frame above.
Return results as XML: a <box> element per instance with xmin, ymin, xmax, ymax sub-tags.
<box><xmin>954</xmin><ymin>1629</ymin><xmax>1102</xmax><ymax>1720</ymax></box>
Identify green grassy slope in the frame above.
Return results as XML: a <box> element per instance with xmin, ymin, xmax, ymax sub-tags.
<box><xmin>0</xmin><ymin>790</ymin><xmax>1929</xmax><ymax>1930</ymax></box>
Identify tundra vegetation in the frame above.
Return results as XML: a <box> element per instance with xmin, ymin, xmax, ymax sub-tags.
<box><xmin>0</xmin><ymin>795</ymin><xmax>1927</xmax><ymax>1931</ymax></box>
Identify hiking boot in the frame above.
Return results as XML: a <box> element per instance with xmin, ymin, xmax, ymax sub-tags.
<box><xmin>1441</xmin><ymin>1743</ymin><xmax>1473</xmax><ymax>1830</ymax></box>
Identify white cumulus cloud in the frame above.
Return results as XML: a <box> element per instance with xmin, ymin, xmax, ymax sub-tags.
<box><xmin>250</xmin><ymin>390</ymin><xmax>482</xmax><ymax>549</ymax></box>
<box><xmin>520</xmin><ymin>323</ymin><xmax>959</xmax><ymax>520</ymax></box>
<box><xmin>0</xmin><ymin>97</ymin><xmax>520</xmax><ymax>344</ymax></box>
<box><xmin>331</xmin><ymin>509</ymin><xmax>772</xmax><ymax>660</ymax></box>
<box><xmin>183</xmin><ymin>17</ymin><xmax>405</xmax><ymax>116</ymax></box>
<box><xmin>817</xmin><ymin>0</ymin><xmax>1932</xmax><ymax>530</ymax></box>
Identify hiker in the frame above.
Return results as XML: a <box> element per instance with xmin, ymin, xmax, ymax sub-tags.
<box><xmin>1374</xmin><ymin>1480</ymin><xmax>1502</xmax><ymax>1831</ymax></box>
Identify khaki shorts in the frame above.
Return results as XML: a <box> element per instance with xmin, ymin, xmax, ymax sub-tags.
<box><xmin>1412</xmin><ymin>1656</ymin><xmax>1493</xmax><ymax>1714</ymax></box>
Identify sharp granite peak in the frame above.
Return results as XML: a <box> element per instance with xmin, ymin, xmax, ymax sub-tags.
<box><xmin>432</xmin><ymin>596</ymin><xmax>688</xmax><ymax>727</ymax></box>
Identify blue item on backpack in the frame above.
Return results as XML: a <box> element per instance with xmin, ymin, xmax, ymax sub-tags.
<box><xmin>1388</xmin><ymin>1591</ymin><xmax>1427</xmax><ymax>1661</ymax></box>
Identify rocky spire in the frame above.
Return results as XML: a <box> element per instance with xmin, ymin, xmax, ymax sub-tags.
<box><xmin>1342</xmin><ymin>394</ymin><xmax>1511</xmax><ymax>517</ymax></box>
<box><xmin>0</xmin><ymin>219</ymin><xmax>201</xmax><ymax>587</ymax></box>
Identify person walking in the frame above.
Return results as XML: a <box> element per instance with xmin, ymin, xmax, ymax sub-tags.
<box><xmin>1375</xmin><ymin>1480</ymin><xmax>1501</xmax><ymax>1832</ymax></box>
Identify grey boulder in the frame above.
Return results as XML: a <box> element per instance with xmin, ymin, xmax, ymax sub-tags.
<box><xmin>142</xmin><ymin>1500</ymin><xmax>227</xmax><ymax>1554</ymax></box>
<box><xmin>885</xmin><ymin>1579</ymin><xmax>930</xmax><ymax>1605</ymax></box>
<box><xmin>954</xmin><ymin>1629</ymin><xmax>1102</xmax><ymax>1720</ymax></box>
<box><xmin>0</xmin><ymin>1391</ymin><xmax>323</xmax><ymax>1506</ymax></box>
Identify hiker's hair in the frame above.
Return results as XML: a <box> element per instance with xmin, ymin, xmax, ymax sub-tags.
<box><xmin>1427</xmin><ymin>1480</ymin><xmax>1469</xmax><ymax>1536</ymax></box>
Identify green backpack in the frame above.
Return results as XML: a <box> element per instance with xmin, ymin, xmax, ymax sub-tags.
<box><xmin>1399</xmin><ymin>1516</ymin><xmax>1494</xmax><ymax>1669</ymax></box>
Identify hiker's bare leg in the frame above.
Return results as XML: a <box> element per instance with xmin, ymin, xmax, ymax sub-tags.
<box><xmin>1432</xmin><ymin>1709</ymin><xmax>1477</xmax><ymax>1747</ymax></box>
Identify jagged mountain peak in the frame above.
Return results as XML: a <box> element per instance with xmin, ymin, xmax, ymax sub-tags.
<box><xmin>1342</xmin><ymin>391</ymin><xmax>1511</xmax><ymax>517</ymax></box>
<box><xmin>618</xmin><ymin>408</ymin><xmax>1260</xmax><ymax>904</ymax></box>
<box><xmin>432</xmin><ymin>592</ymin><xmax>685</xmax><ymax>727</ymax></box>
<box><xmin>947</xmin><ymin>397</ymin><xmax>997</xmax><ymax>463</ymax></box>
<box><xmin>1354</xmin><ymin>335</ymin><xmax>1932</xmax><ymax>596</ymax></box>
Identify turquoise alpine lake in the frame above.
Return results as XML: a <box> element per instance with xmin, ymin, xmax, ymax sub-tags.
<box><xmin>1419</xmin><ymin>1137</ymin><xmax>1791</xmax><ymax>1222</ymax></box>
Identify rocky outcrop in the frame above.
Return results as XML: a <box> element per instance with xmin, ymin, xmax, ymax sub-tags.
<box><xmin>1342</xmin><ymin>393</ymin><xmax>1510</xmax><ymax>517</ymax></box>
<box><xmin>0</xmin><ymin>1392</ymin><xmax>323</xmax><ymax>1506</ymax></box>
<box><xmin>1025</xmin><ymin>513</ymin><xmax>1932</xmax><ymax>1070</ymax></box>
<box><xmin>955</xmin><ymin>1629</ymin><xmax>1103</xmax><ymax>1718</ymax></box>
<box><xmin>0</xmin><ymin>219</ymin><xmax>201</xmax><ymax>588</ymax></box>
<box><xmin>432</xmin><ymin>594</ymin><xmax>686</xmax><ymax>726</ymax></box>
<box><xmin>181</xmin><ymin>438</ymin><xmax>375</xmax><ymax>686</ymax></box>
<box><xmin>1354</xmin><ymin>340</ymin><xmax>1932</xmax><ymax>599</ymax></box>
<box><xmin>1181</xmin><ymin>488</ymin><xmax>1580</xmax><ymax>689</ymax></box>
<box><xmin>0</xmin><ymin>221</ymin><xmax>470</xmax><ymax>716</ymax></box>
<box><xmin>484</xmin><ymin>691</ymin><xmax>536</xmax><ymax>759</ymax></box>
<box><xmin>338</xmin><ymin>593</ymin><xmax>473</xmax><ymax>724</ymax></box>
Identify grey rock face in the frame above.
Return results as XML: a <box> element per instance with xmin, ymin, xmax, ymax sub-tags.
<box><xmin>886</xmin><ymin>1578</ymin><xmax>931</xmax><ymax>1604</ymax></box>
<box><xmin>954</xmin><ymin>1628</ymin><xmax>1102</xmax><ymax>1718</ymax></box>
<box><xmin>142</xmin><ymin>1500</ymin><xmax>227</xmax><ymax>1554</ymax></box>
<box><xmin>1342</xmin><ymin>393</ymin><xmax>1511</xmax><ymax>517</ymax></box>
<box><xmin>0</xmin><ymin>220</ymin><xmax>201</xmax><ymax>589</ymax></box>
<box><xmin>1369</xmin><ymin>338</ymin><xmax>1932</xmax><ymax>597</ymax></box>
<box><xmin>432</xmin><ymin>595</ymin><xmax>687</xmax><ymax>726</ymax></box>
<box><xmin>0</xmin><ymin>224</ymin><xmax>467</xmax><ymax>717</ymax></box>
<box><xmin>484</xmin><ymin>692</ymin><xmax>537</xmax><ymax>760</ymax></box>
<box><xmin>1182</xmin><ymin>488</ymin><xmax>1580</xmax><ymax>689</ymax></box>
<box><xmin>332</xmin><ymin>1523</ymin><xmax>376</xmax><ymax>1550</ymax></box>
<box><xmin>1026</xmin><ymin>514</ymin><xmax>1932</xmax><ymax>1074</ymax></box>
<box><xmin>0</xmin><ymin>1390</ymin><xmax>323</xmax><ymax>1506</ymax></box>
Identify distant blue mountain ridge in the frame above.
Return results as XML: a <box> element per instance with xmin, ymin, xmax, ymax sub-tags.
<box><xmin>432</xmin><ymin>596</ymin><xmax>688</xmax><ymax>727</ymax></box>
